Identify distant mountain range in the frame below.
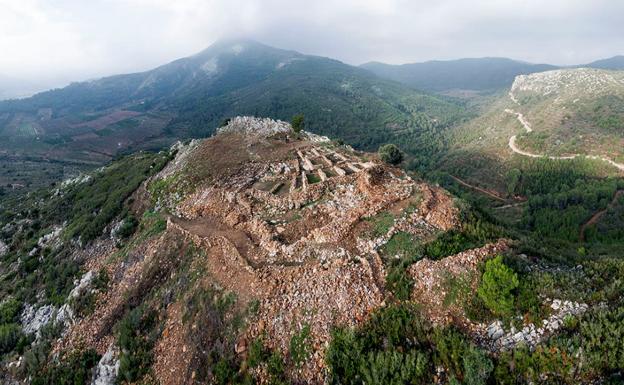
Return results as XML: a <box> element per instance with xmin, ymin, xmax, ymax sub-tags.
<box><xmin>361</xmin><ymin>56</ymin><xmax>624</xmax><ymax>93</ymax></box>
<box><xmin>0</xmin><ymin>39</ymin><xmax>465</xmax><ymax>186</ymax></box>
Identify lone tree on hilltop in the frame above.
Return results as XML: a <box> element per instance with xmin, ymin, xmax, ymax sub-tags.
<box><xmin>378</xmin><ymin>144</ymin><xmax>404</xmax><ymax>165</ymax></box>
<box><xmin>477</xmin><ymin>255</ymin><xmax>519</xmax><ymax>317</ymax></box>
<box><xmin>291</xmin><ymin>114</ymin><xmax>305</xmax><ymax>133</ymax></box>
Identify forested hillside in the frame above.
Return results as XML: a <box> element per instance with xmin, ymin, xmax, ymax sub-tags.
<box><xmin>0</xmin><ymin>39</ymin><xmax>467</xmax><ymax>196</ymax></box>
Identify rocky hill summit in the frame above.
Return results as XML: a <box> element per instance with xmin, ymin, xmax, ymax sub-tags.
<box><xmin>2</xmin><ymin>117</ymin><xmax>522</xmax><ymax>385</ymax></box>
<box><xmin>59</xmin><ymin>117</ymin><xmax>463</xmax><ymax>383</ymax></box>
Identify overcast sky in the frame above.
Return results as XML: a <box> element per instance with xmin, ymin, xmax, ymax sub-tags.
<box><xmin>1</xmin><ymin>0</ymin><xmax>623</xmax><ymax>90</ymax></box>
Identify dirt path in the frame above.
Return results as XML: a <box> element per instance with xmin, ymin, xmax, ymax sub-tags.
<box><xmin>505</xmin><ymin>93</ymin><xmax>624</xmax><ymax>172</ymax></box>
<box><xmin>169</xmin><ymin>216</ymin><xmax>306</xmax><ymax>269</ymax></box>
<box><xmin>579</xmin><ymin>190</ymin><xmax>624</xmax><ymax>241</ymax></box>
<box><xmin>492</xmin><ymin>201</ymin><xmax>527</xmax><ymax>210</ymax></box>
<box><xmin>170</xmin><ymin>215</ymin><xmax>256</xmax><ymax>256</ymax></box>
<box><xmin>449</xmin><ymin>175</ymin><xmax>507</xmax><ymax>202</ymax></box>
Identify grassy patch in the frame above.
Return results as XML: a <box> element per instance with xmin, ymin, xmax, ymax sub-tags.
<box><xmin>365</xmin><ymin>211</ymin><xmax>395</xmax><ymax>238</ymax></box>
<box><xmin>307</xmin><ymin>173</ymin><xmax>321</xmax><ymax>184</ymax></box>
<box><xmin>380</xmin><ymin>231</ymin><xmax>420</xmax><ymax>259</ymax></box>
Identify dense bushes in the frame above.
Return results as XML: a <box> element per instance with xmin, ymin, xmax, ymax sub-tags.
<box><xmin>326</xmin><ymin>304</ymin><xmax>432</xmax><ymax>385</ymax></box>
<box><xmin>359</xmin><ymin>349</ymin><xmax>428</xmax><ymax>385</ymax></box>
<box><xmin>0</xmin><ymin>298</ymin><xmax>22</xmax><ymax>324</ymax></box>
<box><xmin>326</xmin><ymin>304</ymin><xmax>493</xmax><ymax>385</ymax></box>
<box><xmin>424</xmin><ymin>215</ymin><xmax>501</xmax><ymax>260</ymax></box>
<box><xmin>0</xmin><ymin>323</ymin><xmax>23</xmax><ymax>354</ymax></box>
<box><xmin>116</xmin><ymin>306</ymin><xmax>159</xmax><ymax>383</ymax></box>
<box><xmin>61</xmin><ymin>153</ymin><xmax>169</xmax><ymax>242</ymax></box>
<box><xmin>580</xmin><ymin>306</ymin><xmax>624</xmax><ymax>375</ymax></box>
<box><xmin>30</xmin><ymin>349</ymin><xmax>100</xmax><ymax>385</ymax></box>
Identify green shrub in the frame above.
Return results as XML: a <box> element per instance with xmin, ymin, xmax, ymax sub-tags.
<box><xmin>0</xmin><ymin>323</ymin><xmax>23</xmax><ymax>354</ymax></box>
<box><xmin>432</xmin><ymin>327</ymin><xmax>468</xmax><ymax>379</ymax></box>
<box><xmin>493</xmin><ymin>343</ymin><xmax>575</xmax><ymax>384</ymax></box>
<box><xmin>424</xmin><ymin>216</ymin><xmax>500</xmax><ymax>260</ymax></box>
<box><xmin>290</xmin><ymin>324</ymin><xmax>311</xmax><ymax>368</ymax></box>
<box><xmin>0</xmin><ymin>298</ymin><xmax>22</xmax><ymax>324</ymax></box>
<box><xmin>385</xmin><ymin>258</ymin><xmax>418</xmax><ymax>301</ymax></box>
<box><xmin>116</xmin><ymin>306</ymin><xmax>158</xmax><ymax>383</ymax></box>
<box><xmin>580</xmin><ymin>306</ymin><xmax>624</xmax><ymax>374</ymax></box>
<box><xmin>326</xmin><ymin>304</ymin><xmax>434</xmax><ymax>385</ymax></box>
<box><xmin>117</xmin><ymin>215</ymin><xmax>138</xmax><ymax>239</ymax></box>
<box><xmin>378</xmin><ymin>144</ymin><xmax>404</xmax><ymax>165</ymax></box>
<box><xmin>31</xmin><ymin>349</ymin><xmax>100</xmax><ymax>385</ymax></box>
<box><xmin>477</xmin><ymin>255</ymin><xmax>519</xmax><ymax>317</ymax></box>
<box><xmin>246</xmin><ymin>337</ymin><xmax>266</xmax><ymax>369</ymax></box>
<box><xmin>291</xmin><ymin>114</ymin><xmax>305</xmax><ymax>133</ymax></box>
<box><xmin>359</xmin><ymin>349</ymin><xmax>428</xmax><ymax>385</ymax></box>
<box><xmin>463</xmin><ymin>346</ymin><xmax>493</xmax><ymax>385</ymax></box>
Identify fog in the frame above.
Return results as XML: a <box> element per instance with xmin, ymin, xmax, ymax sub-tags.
<box><xmin>1</xmin><ymin>0</ymin><xmax>623</xmax><ymax>95</ymax></box>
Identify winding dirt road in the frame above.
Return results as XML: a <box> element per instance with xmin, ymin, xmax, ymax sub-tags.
<box><xmin>505</xmin><ymin>94</ymin><xmax>624</xmax><ymax>172</ymax></box>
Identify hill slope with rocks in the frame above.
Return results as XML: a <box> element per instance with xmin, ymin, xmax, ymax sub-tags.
<box><xmin>1</xmin><ymin>117</ymin><xmax>623</xmax><ymax>385</ymax></box>
<box><xmin>442</xmin><ymin>68</ymin><xmax>624</xmax><ymax>178</ymax></box>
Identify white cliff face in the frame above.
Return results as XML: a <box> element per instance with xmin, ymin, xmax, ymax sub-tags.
<box><xmin>0</xmin><ymin>240</ymin><xmax>7</xmax><ymax>257</ymax></box>
<box><xmin>91</xmin><ymin>345</ymin><xmax>120</xmax><ymax>385</ymax></box>
<box><xmin>69</xmin><ymin>270</ymin><xmax>95</xmax><ymax>299</ymax></box>
<box><xmin>37</xmin><ymin>225</ymin><xmax>63</xmax><ymax>250</ymax></box>
<box><xmin>20</xmin><ymin>304</ymin><xmax>57</xmax><ymax>336</ymax></box>
<box><xmin>20</xmin><ymin>304</ymin><xmax>74</xmax><ymax>338</ymax></box>
<box><xmin>19</xmin><ymin>270</ymin><xmax>96</xmax><ymax>337</ymax></box>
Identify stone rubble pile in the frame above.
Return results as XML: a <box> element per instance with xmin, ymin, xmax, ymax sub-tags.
<box><xmin>217</xmin><ymin>116</ymin><xmax>292</xmax><ymax>137</ymax></box>
<box><xmin>90</xmin><ymin>344</ymin><xmax>120</xmax><ymax>385</ymax></box>
<box><xmin>484</xmin><ymin>299</ymin><xmax>589</xmax><ymax>351</ymax></box>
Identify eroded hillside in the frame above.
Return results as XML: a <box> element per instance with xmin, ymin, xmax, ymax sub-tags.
<box><xmin>0</xmin><ymin>117</ymin><xmax>473</xmax><ymax>384</ymax></box>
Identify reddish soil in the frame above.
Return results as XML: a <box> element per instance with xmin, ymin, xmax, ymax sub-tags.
<box><xmin>71</xmin><ymin>110</ymin><xmax>141</xmax><ymax>130</ymax></box>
